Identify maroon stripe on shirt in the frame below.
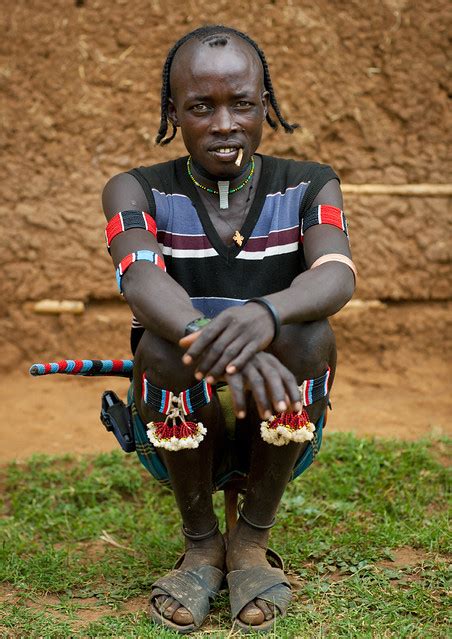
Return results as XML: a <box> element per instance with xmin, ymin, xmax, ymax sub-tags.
<box><xmin>157</xmin><ymin>226</ymin><xmax>299</xmax><ymax>252</ymax></box>
<box><xmin>157</xmin><ymin>230</ymin><xmax>214</xmax><ymax>250</ymax></box>
<box><xmin>243</xmin><ymin>226</ymin><xmax>300</xmax><ymax>252</ymax></box>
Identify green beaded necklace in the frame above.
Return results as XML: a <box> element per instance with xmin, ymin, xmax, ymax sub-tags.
<box><xmin>186</xmin><ymin>155</ymin><xmax>255</xmax><ymax>200</ymax></box>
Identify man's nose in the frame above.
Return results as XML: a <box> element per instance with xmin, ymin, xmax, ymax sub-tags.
<box><xmin>210</xmin><ymin>107</ymin><xmax>240</xmax><ymax>135</ymax></box>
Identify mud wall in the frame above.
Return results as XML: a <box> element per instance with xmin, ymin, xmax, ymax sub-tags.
<box><xmin>1</xmin><ymin>0</ymin><xmax>451</xmax><ymax>366</ymax></box>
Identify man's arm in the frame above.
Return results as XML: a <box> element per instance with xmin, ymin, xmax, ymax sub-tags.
<box><xmin>262</xmin><ymin>178</ymin><xmax>355</xmax><ymax>325</ymax></box>
<box><xmin>181</xmin><ymin>179</ymin><xmax>355</xmax><ymax>381</ymax></box>
<box><xmin>103</xmin><ymin>172</ymin><xmax>300</xmax><ymax>418</ymax></box>
<box><xmin>102</xmin><ymin>173</ymin><xmax>201</xmax><ymax>344</ymax></box>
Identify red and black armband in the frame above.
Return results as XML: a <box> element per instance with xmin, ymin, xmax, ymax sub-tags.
<box><xmin>105</xmin><ymin>210</ymin><xmax>157</xmax><ymax>252</ymax></box>
<box><xmin>300</xmin><ymin>205</ymin><xmax>349</xmax><ymax>242</ymax></box>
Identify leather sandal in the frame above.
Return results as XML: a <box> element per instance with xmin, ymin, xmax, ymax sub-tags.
<box><xmin>227</xmin><ymin>564</ymin><xmax>292</xmax><ymax>634</ymax></box>
<box><xmin>149</xmin><ymin>563</ymin><xmax>224</xmax><ymax>633</ymax></box>
<box><xmin>227</xmin><ymin>504</ymin><xmax>292</xmax><ymax>633</ymax></box>
<box><xmin>149</xmin><ymin>519</ymin><xmax>224</xmax><ymax>634</ymax></box>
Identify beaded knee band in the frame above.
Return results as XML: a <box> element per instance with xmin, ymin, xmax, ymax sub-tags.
<box><xmin>261</xmin><ymin>367</ymin><xmax>331</xmax><ymax>447</ymax></box>
<box><xmin>142</xmin><ymin>376</ymin><xmax>213</xmax><ymax>451</ymax></box>
<box><xmin>300</xmin><ymin>367</ymin><xmax>331</xmax><ymax>406</ymax></box>
<box><xmin>105</xmin><ymin>210</ymin><xmax>157</xmax><ymax>252</ymax></box>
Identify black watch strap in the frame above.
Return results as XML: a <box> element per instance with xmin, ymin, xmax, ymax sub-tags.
<box><xmin>184</xmin><ymin>317</ymin><xmax>211</xmax><ymax>336</ymax></box>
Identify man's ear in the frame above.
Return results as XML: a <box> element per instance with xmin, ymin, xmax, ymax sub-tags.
<box><xmin>168</xmin><ymin>98</ymin><xmax>179</xmax><ymax>126</ymax></box>
<box><xmin>262</xmin><ymin>91</ymin><xmax>269</xmax><ymax>119</ymax></box>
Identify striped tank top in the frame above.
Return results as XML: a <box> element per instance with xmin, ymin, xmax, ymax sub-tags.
<box><xmin>128</xmin><ymin>154</ymin><xmax>338</xmax><ymax>353</ymax></box>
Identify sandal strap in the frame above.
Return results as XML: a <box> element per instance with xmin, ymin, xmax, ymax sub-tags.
<box><xmin>151</xmin><ymin>565</ymin><xmax>223</xmax><ymax>627</ymax></box>
<box><xmin>227</xmin><ymin>566</ymin><xmax>291</xmax><ymax>620</ymax></box>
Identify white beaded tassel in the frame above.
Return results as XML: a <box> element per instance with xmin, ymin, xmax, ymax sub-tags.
<box><xmin>146</xmin><ymin>392</ymin><xmax>207</xmax><ymax>451</ymax></box>
<box><xmin>218</xmin><ymin>181</ymin><xmax>229</xmax><ymax>209</ymax></box>
<box><xmin>259</xmin><ymin>381</ymin><xmax>315</xmax><ymax>446</ymax></box>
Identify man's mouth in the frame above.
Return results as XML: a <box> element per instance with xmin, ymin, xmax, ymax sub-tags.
<box><xmin>209</xmin><ymin>147</ymin><xmax>242</xmax><ymax>162</ymax></box>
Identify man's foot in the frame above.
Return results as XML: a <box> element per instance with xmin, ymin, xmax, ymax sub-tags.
<box><xmin>226</xmin><ymin>519</ymin><xmax>276</xmax><ymax>626</ymax></box>
<box><xmin>152</xmin><ymin>530</ymin><xmax>225</xmax><ymax>626</ymax></box>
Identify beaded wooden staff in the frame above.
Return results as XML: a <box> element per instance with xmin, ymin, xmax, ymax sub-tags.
<box><xmin>29</xmin><ymin>359</ymin><xmax>134</xmax><ymax>377</ymax></box>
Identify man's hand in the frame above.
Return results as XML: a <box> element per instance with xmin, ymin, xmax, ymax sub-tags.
<box><xmin>225</xmin><ymin>352</ymin><xmax>301</xmax><ymax>419</ymax></box>
<box><xmin>179</xmin><ymin>304</ymin><xmax>275</xmax><ymax>383</ymax></box>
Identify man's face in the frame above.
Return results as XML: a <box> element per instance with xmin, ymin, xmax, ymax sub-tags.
<box><xmin>168</xmin><ymin>37</ymin><xmax>269</xmax><ymax>179</ymax></box>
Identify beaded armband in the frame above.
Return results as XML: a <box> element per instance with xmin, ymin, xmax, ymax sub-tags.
<box><xmin>301</xmin><ymin>205</ymin><xmax>349</xmax><ymax>241</ymax></box>
<box><xmin>310</xmin><ymin>253</ymin><xmax>357</xmax><ymax>281</ymax></box>
<box><xmin>105</xmin><ymin>210</ymin><xmax>157</xmax><ymax>252</ymax></box>
<box><xmin>142</xmin><ymin>375</ymin><xmax>213</xmax><ymax>450</ymax></box>
<box><xmin>261</xmin><ymin>367</ymin><xmax>330</xmax><ymax>447</ymax></box>
<box><xmin>116</xmin><ymin>250</ymin><xmax>166</xmax><ymax>293</ymax></box>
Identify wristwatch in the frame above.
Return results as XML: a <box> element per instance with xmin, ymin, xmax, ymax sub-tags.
<box><xmin>184</xmin><ymin>317</ymin><xmax>211</xmax><ymax>336</ymax></box>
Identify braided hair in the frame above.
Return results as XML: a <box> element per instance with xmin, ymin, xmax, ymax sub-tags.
<box><xmin>155</xmin><ymin>25</ymin><xmax>299</xmax><ymax>145</ymax></box>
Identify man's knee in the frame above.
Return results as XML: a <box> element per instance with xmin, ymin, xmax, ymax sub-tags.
<box><xmin>134</xmin><ymin>330</ymin><xmax>196</xmax><ymax>392</ymax></box>
<box><xmin>269</xmin><ymin>319</ymin><xmax>336</xmax><ymax>381</ymax></box>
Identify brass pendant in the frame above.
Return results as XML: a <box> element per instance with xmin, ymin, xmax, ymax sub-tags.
<box><xmin>233</xmin><ymin>230</ymin><xmax>244</xmax><ymax>246</ymax></box>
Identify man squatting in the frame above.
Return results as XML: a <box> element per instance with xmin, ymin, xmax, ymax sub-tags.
<box><xmin>102</xmin><ymin>25</ymin><xmax>356</xmax><ymax>634</ymax></box>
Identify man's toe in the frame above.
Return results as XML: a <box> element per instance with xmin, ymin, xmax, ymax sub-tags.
<box><xmin>255</xmin><ymin>598</ymin><xmax>275</xmax><ymax>621</ymax></box>
<box><xmin>162</xmin><ymin>598</ymin><xmax>180</xmax><ymax>619</ymax></box>
<box><xmin>239</xmin><ymin>601</ymin><xmax>265</xmax><ymax>625</ymax></box>
<box><xmin>173</xmin><ymin>606</ymin><xmax>194</xmax><ymax>625</ymax></box>
<box><xmin>154</xmin><ymin>595</ymin><xmax>194</xmax><ymax>625</ymax></box>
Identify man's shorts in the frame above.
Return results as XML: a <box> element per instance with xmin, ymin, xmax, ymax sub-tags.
<box><xmin>127</xmin><ymin>382</ymin><xmax>324</xmax><ymax>491</ymax></box>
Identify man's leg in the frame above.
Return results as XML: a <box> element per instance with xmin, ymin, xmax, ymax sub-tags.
<box><xmin>134</xmin><ymin>330</ymin><xmax>226</xmax><ymax>627</ymax></box>
<box><xmin>226</xmin><ymin>319</ymin><xmax>336</xmax><ymax>625</ymax></box>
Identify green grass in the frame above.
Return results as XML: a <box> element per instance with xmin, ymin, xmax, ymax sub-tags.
<box><xmin>1</xmin><ymin>434</ymin><xmax>450</xmax><ymax>638</ymax></box>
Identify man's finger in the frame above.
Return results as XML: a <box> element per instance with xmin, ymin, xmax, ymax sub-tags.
<box><xmin>280</xmin><ymin>367</ymin><xmax>303</xmax><ymax>410</ymax></box>
<box><xmin>225</xmin><ymin>342</ymin><xmax>258</xmax><ymax>375</ymax></box>
<box><xmin>243</xmin><ymin>365</ymin><xmax>272</xmax><ymax>419</ymax></box>
<box><xmin>201</xmin><ymin>338</ymin><xmax>249</xmax><ymax>382</ymax></box>
<box><xmin>256</xmin><ymin>360</ymin><xmax>287</xmax><ymax>414</ymax></box>
<box><xmin>194</xmin><ymin>331</ymin><xmax>241</xmax><ymax>378</ymax></box>
<box><xmin>179</xmin><ymin>331</ymin><xmax>201</xmax><ymax>350</ymax></box>
<box><xmin>184</xmin><ymin>319</ymin><xmax>227</xmax><ymax>359</ymax></box>
<box><xmin>225</xmin><ymin>373</ymin><xmax>247</xmax><ymax>418</ymax></box>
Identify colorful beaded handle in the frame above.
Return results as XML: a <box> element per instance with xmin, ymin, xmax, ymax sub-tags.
<box><xmin>29</xmin><ymin>359</ymin><xmax>134</xmax><ymax>378</ymax></box>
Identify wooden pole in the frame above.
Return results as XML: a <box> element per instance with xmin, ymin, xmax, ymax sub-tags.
<box><xmin>342</xmin><ymin>184</ymin><xmax>452</xmax><ymax>196</ymax></box>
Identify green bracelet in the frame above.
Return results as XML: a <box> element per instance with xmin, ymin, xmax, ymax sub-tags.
<box><xmin>184</xmin><ymin>317</ymin><xmax>211</xmax><ymax>336</ymax></box>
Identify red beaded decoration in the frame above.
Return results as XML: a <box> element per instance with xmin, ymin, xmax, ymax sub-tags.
<box><xmin>300</xmin><ymin>204</ymin><xmax>348</xmax><ymax>242</ymax></box>
<box><xmin>260</xmin><ymin>408</ymin><xmax>315</xmax><ymax>446</ymax></box>
<box><xmin>152</xmin><ymin>420</ymin><xmax>202</xmax><ymax>441</ymax></box>
<box><xmin>105</xmin><ymin>210</ymin><xmax>157</xmax><ymax>250</ymax></box>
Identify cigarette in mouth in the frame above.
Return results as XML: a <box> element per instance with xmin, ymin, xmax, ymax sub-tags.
<box><xmin>235</xmin><ymin>148</ymin><xmax>243</xmax><ymax>167</ymax></box>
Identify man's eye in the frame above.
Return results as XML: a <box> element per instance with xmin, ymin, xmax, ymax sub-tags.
<box><xmin>236</xmin><ymin>101</ymin><xmax>252</xmax><ymax>108</ymax></box>
<box><xmin>191</xmin><ymin>104</ymin><xmax>210</xmax><ymax>113</ymax></box>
